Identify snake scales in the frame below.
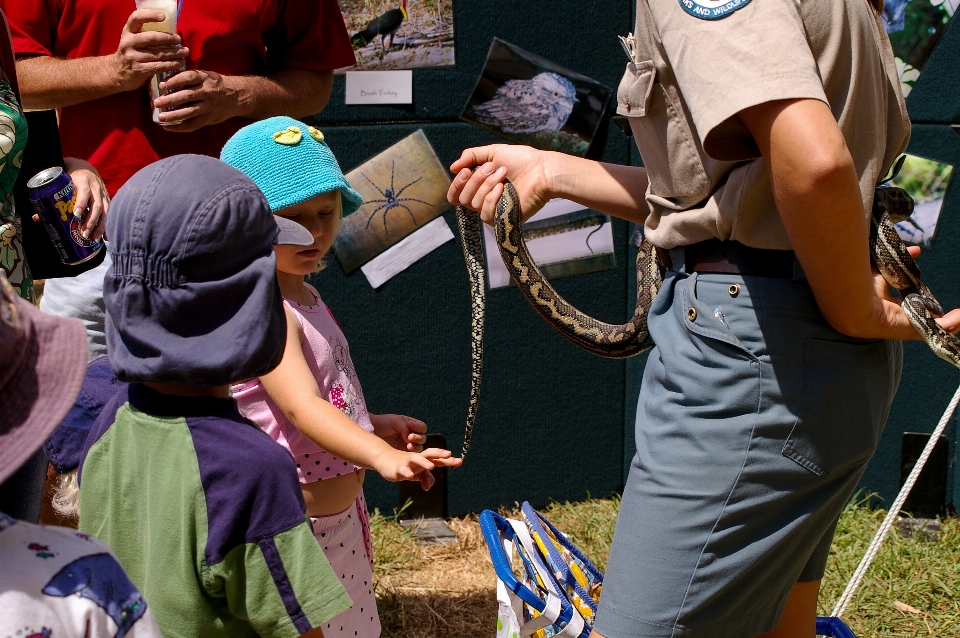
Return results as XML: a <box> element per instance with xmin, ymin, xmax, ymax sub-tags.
<box><xmin>456</xmin><ymin>180</ymin><xmax>960</xmax><ymax>458</ymax></box>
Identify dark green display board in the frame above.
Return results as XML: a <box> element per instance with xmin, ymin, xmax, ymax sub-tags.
<box><xmin>309</xmin><ymin>2</ymin><xmax>960</xmax><ymax>517</ymax></box>
<box><xmin>311</xmin><ymin>3</ymin><xmax>635</xmax><ymax>515</ymax></box>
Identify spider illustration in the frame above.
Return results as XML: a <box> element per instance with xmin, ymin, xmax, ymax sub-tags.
<box><xmin>361</xmin><ymin>161</ymin><xmax>434</xmax><ymax>234</ymax></box>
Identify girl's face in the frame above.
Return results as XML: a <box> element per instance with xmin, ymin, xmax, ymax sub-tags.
<box><xmin>274</xmin><ymin>191</ymin><xmax>342</xmax><ymax>276</ymax></box>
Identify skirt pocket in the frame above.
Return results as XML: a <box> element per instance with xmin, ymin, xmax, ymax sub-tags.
<box><xmin>782</xmin><ymin>338</ymin><xmax>892</xmax><ymax>477</ymax></box>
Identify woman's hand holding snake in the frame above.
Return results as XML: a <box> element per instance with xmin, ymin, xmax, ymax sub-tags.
<box><xmin>870</xmin><ymin>245</ymin><xmax>960</xmax><ymax>342</ymax></box>
<box><xmin>448</xmin><ymin>144</ymin><xmax>553</xmax><ymax>224</ymax></box>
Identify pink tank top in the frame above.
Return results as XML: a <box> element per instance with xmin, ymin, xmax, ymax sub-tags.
<box><xmin>232</xmin><ymin>284</ymin><xmax>374</xmax><ymax>484</ymax></box>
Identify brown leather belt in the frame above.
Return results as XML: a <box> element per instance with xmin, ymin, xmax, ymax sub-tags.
<box><xmin>656</xmin><ymin>239</ymin><xmax>795</xmax><ymax>279</ymax></box>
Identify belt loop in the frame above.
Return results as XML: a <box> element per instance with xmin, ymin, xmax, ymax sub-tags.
<box><xmin>669</xmin><ymin>248</ymin><xmax>686</xmax><ymax>273</ymax></box>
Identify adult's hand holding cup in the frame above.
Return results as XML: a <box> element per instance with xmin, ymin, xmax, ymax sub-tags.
<box><xmin>134</xmin><ymin>0</ymin><xmax>187</xmax><ymax>125</ymax></box>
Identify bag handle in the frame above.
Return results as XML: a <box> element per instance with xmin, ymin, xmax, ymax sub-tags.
<box><xmin>0</xmin><ymin>10</ymin><xmax>21</xmax><ymax>101</ymax></box>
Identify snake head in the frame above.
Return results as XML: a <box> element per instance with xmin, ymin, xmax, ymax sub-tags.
<box><xmin>874</xmin><ymin>185</ymin><xmax>915</xmax><ymax>224</ymax></box>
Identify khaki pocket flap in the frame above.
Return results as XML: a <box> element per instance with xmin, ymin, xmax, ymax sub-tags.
<box><xmin>616</xmin><ymin>60</ymin><xmax>655</xmax><ymax>117</ymax></box>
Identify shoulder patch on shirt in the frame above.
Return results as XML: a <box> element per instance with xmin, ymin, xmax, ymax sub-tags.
<box><xmin>679</xmin><ymin>0</ymin><xmax>752</xmax><ymax>20</ymax></box>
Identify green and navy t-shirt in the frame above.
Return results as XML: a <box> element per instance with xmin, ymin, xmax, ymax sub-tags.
<box><xmin>78</xmin><ymin>384</ymin><xmax>352</xmax><ymax>638</ymax></box>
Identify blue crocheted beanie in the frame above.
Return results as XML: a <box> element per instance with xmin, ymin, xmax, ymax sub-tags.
<box><xmin>221</xmin><ymin>116</ymin><xmax>363</xmax><ymax>215</ymax></box>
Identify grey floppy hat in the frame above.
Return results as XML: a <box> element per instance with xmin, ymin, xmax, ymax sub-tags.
<box><xmin>104</xmin><ymin>155</ymin><xmax>295</xmax><ymax>386</ymax></box>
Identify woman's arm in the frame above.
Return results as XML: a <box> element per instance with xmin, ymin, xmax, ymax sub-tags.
<box><xmin>739</xmin><ymin>97</ymin><xmax>960</xmax><ymax>340</ymax></box>
<box><xmin>447</xmin><ymin>145</ymin><xmax>649</xmax><ymax>225</ymax></box>
<box><xmin>259</xmin><ymin>307</ymin><xmax>460</xmax><ymax>486</ymax></box>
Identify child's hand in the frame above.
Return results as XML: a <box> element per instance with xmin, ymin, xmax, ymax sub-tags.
<box><xmin>371</xmin><ymin>413</ymin><xmax>428</xmax><ymax>452</ymax></box>
<box><xmin>372</xmin><ymin>448</ymin><xmax>463</xmax><ymax>490</ymax></box>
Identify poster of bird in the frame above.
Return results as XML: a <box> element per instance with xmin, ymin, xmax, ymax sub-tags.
<box><xmin>332</xmin><ymin>130</ymin><xmax>453</xmax><ymax>273</ymax></box>
<box><xmin>339</xmin><ymin>0</ymin><xmax>455</xmax><ymax>71</ymax></box>
<box><xmin>460</xmin><ymin>38</ymin><xmax>612</xmax><ymax>157</ymax></box>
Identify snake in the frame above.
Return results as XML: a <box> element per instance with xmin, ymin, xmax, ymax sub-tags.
<box><xmin>456</xmin><ymin>179</ymin><xmax>960</xmax><ymax>459</ymax></box>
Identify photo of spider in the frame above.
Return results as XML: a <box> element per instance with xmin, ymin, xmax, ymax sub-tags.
<box><xmin>333</xmin><ymin>130</ymin><xmax>453</xmax><ymax>273</ymax></box>
<box><xmin>360</xmin><ymin>161</ymin><xmax>435</xmax><ymax>234</ymax></box>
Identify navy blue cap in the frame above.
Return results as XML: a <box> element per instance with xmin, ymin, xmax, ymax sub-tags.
<box><xmin>104</xmin><ymin>155</ymin><xmax>287</xmax><ymax>385</ymax></box>
<box><xmin>43</xmin><ymin>356</ymin><xmax>121</xmax><ymax>474</ymax></box>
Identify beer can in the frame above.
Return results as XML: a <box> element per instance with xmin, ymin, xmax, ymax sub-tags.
<box><xmin>27</xmin><ymin>167</ymin><xmax>103</xmax><ymax>265</ymax></box>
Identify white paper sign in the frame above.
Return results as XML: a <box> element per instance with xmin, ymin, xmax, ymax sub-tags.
<box><xmin>361</xmin><ymin>216</ymin><xmax>454</xmax><ymax>288</ymax></box>
<box><xmin>482</xmin><ymin>198</ymin><xmax>615</xmax><ymax>289</ymax></box>
<box><xmin>345</xmin><ymin>70</ymin><xmax>413</xmax><ymax>104</ymax></box>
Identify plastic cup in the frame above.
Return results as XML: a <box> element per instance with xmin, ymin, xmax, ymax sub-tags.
<box><xmin>135</xmin><ymin>0</ymin><xmax>178</xmax><ymax>33</ymax></box>
<box><xmin>134</xmin><ymin>0</ymin><xmax>186</xmax><ymax>124</ymax></box>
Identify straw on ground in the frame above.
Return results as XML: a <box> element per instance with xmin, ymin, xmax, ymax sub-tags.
<box><xmin>370</xmin><ymin>496</ymin><xmax>960</xmax><ymax>637</ymax></box>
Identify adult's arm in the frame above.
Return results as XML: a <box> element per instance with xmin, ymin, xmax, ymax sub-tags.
<box><xmin>739</xmin><ymin>97</ymin><xmax>960</xmax><ymax>341</ymax></box>
<box><xmin>448</xmin><ymin>145</ymin><xmax>650</xmax><ymax>226</ymax></box>
<box><xmin>152</xmin><ymin>68</ymin><xmax>334</xmax><ymax>132</ymax></box>
<box><xmin>15</xmin><ymin>10</ymin><xmax>187</xmax><ymax>110</ymax></box>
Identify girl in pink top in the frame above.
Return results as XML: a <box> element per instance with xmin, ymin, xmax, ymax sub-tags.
<box><xmin>224</xmin><ymin>118</ymin><xmax>462</xmax><ymax>638</ymax></box>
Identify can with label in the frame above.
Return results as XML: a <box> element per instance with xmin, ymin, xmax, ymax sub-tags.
<box><xmin>27</xmin><ymin>167</ymin><xmax>103</xmax><ymax>265</ymax></box>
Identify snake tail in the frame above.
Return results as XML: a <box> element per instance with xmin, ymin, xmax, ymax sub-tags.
<box><xmin>493</xmin><ymin>182</ymin><xmax>657</xmax><ymax>359</ymax></box>
<box><xmin>456</xmin><ymin>206</ymin><xmax>486</xmax><ymax>459</ymax></box>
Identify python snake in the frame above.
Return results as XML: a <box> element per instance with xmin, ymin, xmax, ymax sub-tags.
<box><xmin>456</xmin><ymin>180</ymin><xmax>960</xmax><ymax>458</ymax></box>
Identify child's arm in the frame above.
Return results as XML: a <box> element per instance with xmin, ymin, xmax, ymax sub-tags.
<box><xmin>370</xmin><ymin>413</ymin><xmax>428</xmax><ymax>452</ymax></box>
<box><xmin>259</xmin><ymin>307</ymin><xmax>462</xmax><ymax>487</ymax></box>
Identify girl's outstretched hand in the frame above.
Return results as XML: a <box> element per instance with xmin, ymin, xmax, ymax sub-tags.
<box><xmin>371</xmin><ymin>413</ymin><xmax>428</xmax><ymax>452</ymax></box>
<box><xmin>372</xmin><ymin>448</ymin><xmax>463</xmax><ymax>491</ymax></box>
<box><xmin>447</xmin><ymin>144</ymin><xmax>553</xmax><ymax>225</ymax></box>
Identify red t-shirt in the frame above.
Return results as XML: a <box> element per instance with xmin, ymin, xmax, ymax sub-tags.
<box><xmin>4</xmin><ymin>0</ymin><xmax>355</xmax><ymax>195</ymax></box>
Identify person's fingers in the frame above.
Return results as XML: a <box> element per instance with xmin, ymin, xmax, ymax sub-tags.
<box><xmin>126</xmin><ymin>9</ymin><xmax>169</xmax><ymax>33</ymax></box>
<box><xmin>155</xmin><ymin>117</ymin><xmax>203</xmax><ymax>133</ymax></box>
<box><xmin>469</xmin><ymin>165</ymin><xmax>507</xmax><ymax>211</ymax></box>
<box><xmin>410</xmin><ymin>455</ymin><xmax>437</xmax><ymax>471</ymax></box>
<box><xmin>134</xmin><ymin>45</ymin><xmax>188</xmax><ymax>64</ymax></box>
<box><xmin>421</xmin><ymin>448</ymin><xmax>452</xmax><ymax>459</ymax></box>
<box><xmin>159</xmin><ymin>69</ymin><xmax>203</xmax><ymax>91</ymax></box>
<box><xmin>156</xmin><ymin>103</ymin><xmax>203</xmax><ymax>126</ymax></box>
<box><xmin>935</xmin><ymin>308</ymin><xmax>960</xmax><ymax>335</ymax></box>
<box><xmin>127</xmin><ymin>31</ymin><xmax>182</xmax><ymax>49</ymax></box>
<box><xmin>72</xmin><ymin>177</ymin><xmax>91</xmax><ymax>219</ymax></box>
<box><xmin>155</xmin><ymin>87</ymin><xmax>201</xmax><ymax>109</ymax></box>
<box><xmin>83</xmin><ymin>189</ymin><xmax>107</xmax><ymax>239</ymax></box>
<box><xmin>403</xmin><ymin>417</ymin><xmax>427</xmax><ymax>433</ymax></box>
<box><xmin>408</xmin><ymin>432</ymin><xmax>427</xmax><ymax>445</ymax></box>
<box><xmin>480</xmin><ymin>182</ymin><xmax>506</xmax><ymax>225</ymax></box>
<box><xmin>449</xmin><ymin>146</ymin><xmax>499</xmax><ymax>174</ymax></box>
<box><xmin>432</xmin><ymin>457</ymin><xmax>463</xmax><ymax>468</ymax></box>
<box><xmin>455</xmin><ymin>163</ymin><xmax>493</xmax><ymax>209</ymax></box>
<box><xmin>31</xmin><ymin>213</ymin><xmax>40</xmax><ymax>223</ymax></box>
<box><xmin>446</xmin><ymin>168</ymin><xmax>474</xmax><ymax>207</ymax></box>
<box><xmin>907</xmin><ymin>245</ymin><xmax>921</xmax><ymax>258</ymax></box>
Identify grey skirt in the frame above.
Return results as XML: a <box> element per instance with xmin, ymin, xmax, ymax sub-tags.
<box><xmin>594</xmin><ymin>270</ymin><xmax>902</xmax><ymax>638</ymax></box>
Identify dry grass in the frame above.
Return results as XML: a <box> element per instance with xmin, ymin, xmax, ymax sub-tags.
<box><xmin>370</xmin><ymin>497</ymin><xmax>960</xmax><ymax>637</ymax></box>
<box><xmin>371</xmin><ymin>511</ymin><xmax>498</xmax><ymax>637</ymax></box>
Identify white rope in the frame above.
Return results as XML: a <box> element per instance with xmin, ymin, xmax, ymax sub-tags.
<box><xmin>830</xmin><ymin>382</ymin><xmax>960</xmax><ymax>619</ymax></box>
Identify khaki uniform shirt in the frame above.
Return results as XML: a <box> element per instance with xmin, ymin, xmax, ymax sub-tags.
<box><xmin>618</xmin><ymin>0</ymin><xmax>911</xmax><ymax>250</ymax></box>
